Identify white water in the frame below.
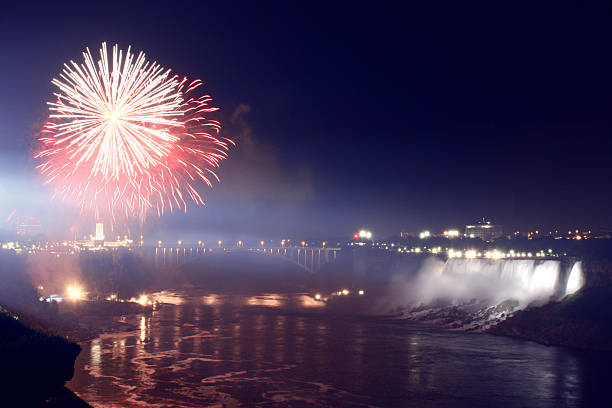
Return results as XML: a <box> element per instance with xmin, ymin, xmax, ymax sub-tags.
<box><xmin>386</xmin><ymin>257</ymin><xmax>587</xmax><ymax>329</ymax></box>
<box><xmin>410</xmin><ymin>258</ymin><xmax>561</xmax><ymax>307</ymax></box>
<box><xmin>565</xmin><ymin>261</ymin><xmax>584</xmax><ymax>296</ymax></box>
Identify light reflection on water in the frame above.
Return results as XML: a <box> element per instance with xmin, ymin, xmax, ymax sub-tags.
<box><xmin>68</xmin><ymin>290</ymin><xmax>611</xmax><ymax>407</ymax></box>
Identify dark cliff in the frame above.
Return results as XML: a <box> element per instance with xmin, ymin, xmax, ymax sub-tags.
<box><xmin>489</xmin><ymin>260</ymin><xmax>612</xmax><ymax>351</ymax></box>
<box><xmin>0</xmin><ymin>307</ymin><xmax>82</xmax><ymax>404</ymax></box>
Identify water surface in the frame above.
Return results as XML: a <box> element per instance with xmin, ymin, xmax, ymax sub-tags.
<box><xmin>68</xmin><ymin>291</ymin><xmax>610</xmax><ymax>407</ymax></box>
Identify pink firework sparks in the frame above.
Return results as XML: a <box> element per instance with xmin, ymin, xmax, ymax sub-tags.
<box><xmin>35</xmin><ymin>43</ymin><xmax>233</xmax><ymax>221</ymax></box>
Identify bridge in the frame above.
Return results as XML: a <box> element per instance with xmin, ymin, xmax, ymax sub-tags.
<box><xmin>151</xmin><ymin>246</ymin><xmax>341</xmax><ymax>273</ymax></box>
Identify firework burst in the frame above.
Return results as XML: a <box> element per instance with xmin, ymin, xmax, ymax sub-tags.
<box><xmin>35</xmin><ymin>43</ymin><xmax>232</xmax><ymax>222</ymax></box>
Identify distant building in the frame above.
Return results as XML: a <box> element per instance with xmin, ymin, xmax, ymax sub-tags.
<box><xmin>94</xmin><ymin>222</ymin><xmax>105</xmax><ymax>246</ymax></box>
<box><xmin>465</xmin><ymin>219</ymin><xmax>502</xmax><ymax>242</ymax></box>
<box><xmin>15</xmin><ymin>216</ymin><xmax>42</xmax><ymax>237</ymax></box>
<box><xmin>443</xmin><ymin>229</ymin><xmax>460</xmax><ymax>238</ymax></box>
<box><xmin>400</xmin><ymin>231</ymin><xmax>411</xmax><ymax>238</ymax></box>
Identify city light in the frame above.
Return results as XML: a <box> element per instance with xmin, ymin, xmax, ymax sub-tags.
<box><xmin>315</xmin><ymin>293</ymin><xmax>322</xmax><ymax>300</ymax></box>
<box><xmin>448</xmin><ymin>249</ymin><xmax>463</xmax><ymax>258</ymax></box>
<box><xmin>443</xmin><ymin>229</ymin><xmax>460</xmax><ymax>238</ymax></box>
<box><xmin>66</xmin><ymin>285</ymin><xmax>84</xmax><ymax>301</ymax></box>
<box><xmin>419</xmin><ymin>230</ymin><xmax>431</xmax><ymax>239</ymax></box>
<box><xmin>358</xmin><ymin>289</ymin><xmax>365</xmax><ymax>295</ymax></box>
<box><xmin>136</xmin><ymin>295</ymin><xmax>149</xmax><ymax>306</ymax></box>
<box><xmin>357</xmin><ymin>230</ymin><xmax>373</xmax><ymax>239</ymax></box>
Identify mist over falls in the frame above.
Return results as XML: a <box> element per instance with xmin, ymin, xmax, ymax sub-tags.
<box><xmin>1</xmin><ymin>247</ymin><xmax>587</xmax><ymax>334</ymax></box>
<box><xmin>382</xmin><ymin>257</ymin><xmax>585</xmax><ymax>329</ymax></box>
<box><xmin>410</xmin><ymin>258</ymin><xmax>582</xmax><ymax>305</ymax></box>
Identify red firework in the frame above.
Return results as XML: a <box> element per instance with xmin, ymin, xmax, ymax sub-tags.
<box><xmin>35</xmin><ymin>43</ymin><xmax>233</xmax><ymax>222</ymax></box>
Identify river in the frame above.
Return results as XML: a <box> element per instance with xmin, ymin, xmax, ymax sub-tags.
<box><xmin>68</xmin><ymin>290</ymin><xmax>611</xmax><ymax>407</ymax></box>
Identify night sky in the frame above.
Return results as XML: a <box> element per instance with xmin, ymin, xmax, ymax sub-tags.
<box><xmin>1</xmin><ymin>2</ymin><xmax>611</xmax><ymax>240</ymax></box>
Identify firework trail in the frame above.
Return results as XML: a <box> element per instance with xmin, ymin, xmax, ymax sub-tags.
<box><xmin>35</xmin><ymin>43</ymin><xmax>232</xmax><ymax>222</ymax></box>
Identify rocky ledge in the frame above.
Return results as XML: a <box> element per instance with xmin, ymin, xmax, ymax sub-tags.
<box><xmin>488</xmin><ymin>285</ymin><xmax>612</xmax><ymax>352</ymax></box>
<box><xmin>0</xmin><ymin>307</ymin><xmax>89</xmax><ymax>406</ymax></box>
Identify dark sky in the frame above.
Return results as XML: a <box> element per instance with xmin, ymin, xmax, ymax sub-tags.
<box><xmin>1</xmin><ymin>2</ymin><xmax>611</xmax><ymax>240</ymax></box>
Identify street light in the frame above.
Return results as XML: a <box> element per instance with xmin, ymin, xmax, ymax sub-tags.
<box><xmin>157</xmin><ymin>240</ymin><xmax>162</xmax><ymax>247</ymax></box>
<box><xmin>178</xmin><ymin>240</ymin><xmax>182</xmax><ymax>246</ymax></box>
<box><xmin>322</xmin><ymin>241</ymin><xmax>326</xmax><ymax>247</ymax></box>
<box><xmin>301</xmin><ymin>241</ymin><xmax>306</xmax><ymax>247</ymax></box>
<box><xmin>218</xmin><ymin>240</ymin><xmax>222</xmax><ymax>247</ymax></box>
<box><xmin>260</xmin><ymin>240</ymin><xmax>265</xmax><ymax>247</ymax></box>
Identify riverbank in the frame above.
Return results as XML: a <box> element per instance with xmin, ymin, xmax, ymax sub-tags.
<box><xmin>488</xmin><ymin>285</ymin><xmax>612</xmax><ymax>351</ymax></box>
<box><xmin>0</xmin><ymin>307</ymin><xmax>91</xmax><ymax>406</ymax></box>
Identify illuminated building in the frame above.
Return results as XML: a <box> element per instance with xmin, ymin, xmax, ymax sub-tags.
<box><xmin>354</xmin><ymin>230</ymin><xmax>373</xmax><ymax>240</ymax></box>
<box><xmin>15</xmin><ymin>216</ymin><xmax>42</xmax><ymax>237</ymax></box>
<box><xmin>94</xmin><ymin>222</ymin><xmax>105</xmax><ymax>246</ymax></box>
<box><xmin>443</xmin><ymin>229</ymin><xmax>460</xmax><ymax>238</ymax></box>
<box><xmin>465</xmin><ymin>219</ymin><xmax>502</xmax><ymax>242</ymax></box>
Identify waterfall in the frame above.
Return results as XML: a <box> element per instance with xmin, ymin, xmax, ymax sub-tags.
<box><xmin>565</xmin><ymin>261</ymin><xmax>584</xmax><ymax>296</ymax></box>
<box><xmin>394</xmin><ymin>257</ymin><xmax>583</xmax><ymax>329</ymax></box>
<box><xmin>411</xmin><ymin>258</ymin><xmax>563</xmax><ymax>307</ymax></box>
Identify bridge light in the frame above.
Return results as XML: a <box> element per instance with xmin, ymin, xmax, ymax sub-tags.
<box><xmin>260</xmin><ymin>240</ymin><xmax>265</xmax><ymax>247</ymax></box>
<box><xmin>238</xmin><ymin>240</ymin><xmax>243</xmax><ymax>247</ymax></box>
<box><xmin>322</xmin><ymin>241</ymin><xmax>326</xmax><ymax>247</ymax></box>
<box><xmin>157</xmin><ymin>240</ymin><xmax>162</xmax><ymax>247</ymax></box>
<box><xmin>342</xmin><ymin>289</ymin><xmax>349</xmax><ymax>295</ymax></box>
<box><xmin>281</xmin><ymin>240</ymin><xmax>285</xmax><ymax>247</ymax></box>
<box><xmin>198</xmin><ymin>240</ymin><xmax>202</xmax><ymax>246</ymax></box>
<box><xmin>301</xmin><ymin>241</ymin><xmax>306</xmax><ymax>247</ymax></box>
<box><xmin>358</xmin><ymin>289</ymin><xmax>365</xmax><ymax>295</ymax></box>
<box><xmin>178</xmin><ymin>240</ymin><xmax>182</xmax><ymax>246</ymax></box>
<box><xmin>218</xmin><ymin>240</ymin><xmax>222</xmax><ymax>247</ymax></box>
<box><xmin>314</xmin><ymin>293</ymin><xmax>321</xmax><ymax>300</ymax></box>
